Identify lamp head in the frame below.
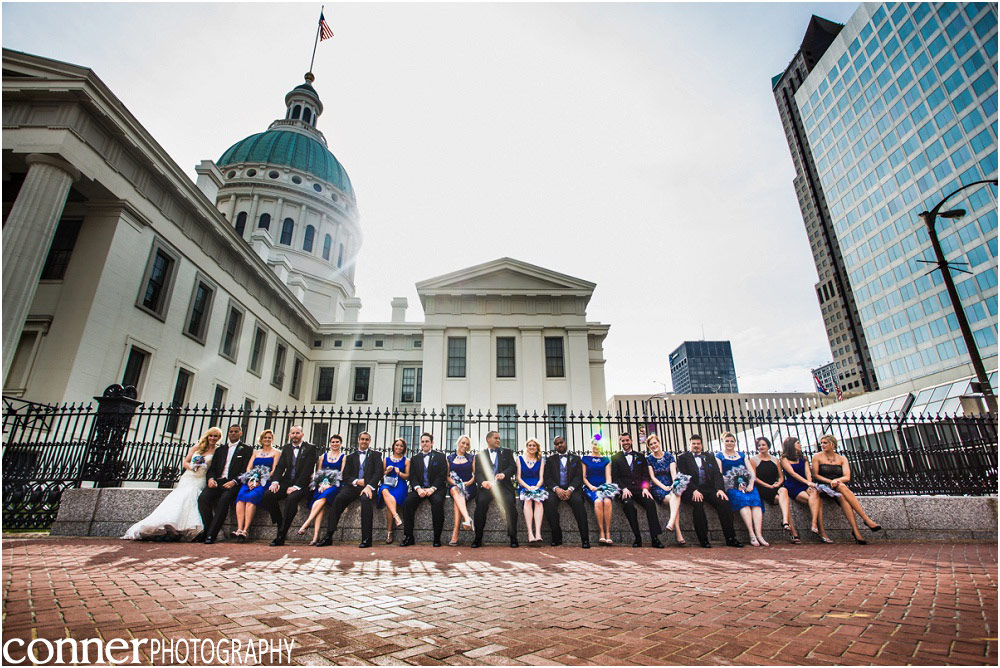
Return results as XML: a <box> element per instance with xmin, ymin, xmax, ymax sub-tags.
<box><xmin>940</xmin><ymin>209</ymin><xmax>966</xmax><ymax>219</ymax></box>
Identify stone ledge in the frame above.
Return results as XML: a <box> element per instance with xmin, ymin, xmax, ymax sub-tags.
<box><xmin>50</xmin><ymin>489</ymin><xmax>998</xmax><ymax>544</ymax></box>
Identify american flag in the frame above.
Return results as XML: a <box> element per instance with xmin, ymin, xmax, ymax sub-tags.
<box><xmin>319</xmin><ymin>12</ymin><xmax>334</xmax><ymax>40</ymax></box>
<box><xmin>834</xmin><ymin>379</ymin><xmax>844</xmax><ymax>401</ymax></box>
<box><xmin>813</xmin><ymin>373</ymin><xmax>829</xmax><ymax>396</ymax></box>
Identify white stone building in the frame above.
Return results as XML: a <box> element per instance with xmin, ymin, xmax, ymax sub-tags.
<box><xmin>2</xmin><ymin>49</ymin><xmax>610</xmax><ymax>419</ymax></box>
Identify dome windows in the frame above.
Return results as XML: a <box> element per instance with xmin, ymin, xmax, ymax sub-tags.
<box><xmin>313</xmin><ymin>183</ymin><xmax>322</xmax><ymax>193</ymax></box>
<box><xmin>291</xmin><ymin>175</ymin><xmax>302</xmax><ymax>184</ymax></box>
<box><xmin>246</xmin><ymin>169</ymin><xmax>257</xmax><ymax>177</ymax></box>
<box><xmin>323</xmin><ymin>234</ymin><xmax>332</xmax><ymax>261</ymax></box>
<box><xmin>302</xmin><ymin>108</ymin><xmax>312</xmax><ymax>124</ymax></box>
<box><xmin>268</xmin><ymin>170</ymin><xmax>279</xmax><ymax>179</ymax></box>
<box><xmin>235</xmin><ymin>211</ymin><xmax>247</xmax><ymax>237</ymax></box>
<box><xmin>303</xmin><ymin>225</ymin><xmax>315</xmax><ymax>253</ymax></box>
<box><xmin>330</xmin><ymin>193</ymin><xmax>339</xmax><ymax>202</ymax></box>
<box><xmin>258</xmin><ymin>213</ymin><xmax>271</xmax><ymax>231</ymax></box>
<box><xmin>337</xmin><ymin>243</ymin><xmax>344</xmax><ymax>268</ymax></box>
<box><xmin>291</xmin><ymin>104</ymin><xmax>301</xmax><ymax>120</ymax></box>
<box><xmin>280</xmin><ymin>218</ymin><xmax>294</xmax><ymax>245</ymax></box>
<box><xmin>226</xmin><ymin>170</ymin><xmax>236</xmax><ymax>179</ymax></box>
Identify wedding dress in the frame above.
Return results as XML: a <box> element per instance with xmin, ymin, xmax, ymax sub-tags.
<box><xmin>122</xmin><ymin>452</ymin><xmax>213</xmax><ymax>540</ymax></box>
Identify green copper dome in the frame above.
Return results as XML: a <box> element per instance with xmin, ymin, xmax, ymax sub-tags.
<box><xmin>218</xmin><ymin>129</ymin><xmax>353</xmax><ymax>197</ymax></box>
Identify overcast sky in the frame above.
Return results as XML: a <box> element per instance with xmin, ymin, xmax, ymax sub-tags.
<box><xmin>4</xmin><ymin>1</ymin><xmax>862</xmax><ymax>397</ymax></box>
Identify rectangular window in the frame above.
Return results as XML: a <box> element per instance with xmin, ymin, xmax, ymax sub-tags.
<box><xmin>184</xmin><ymin>278</ymin><xmax>215</xmax><ymax>343</ymax></box>
<box><xmin>121</xmin><ymin>345</ymin><xmax>149</xmax><ymax>391</ymax></box>
<box><xmin>289</xmin><ymin>355</ymin><xmax>304</xmax><ymax>399</ymax></box>
<box><xmin>496</xmin><ymin>337</ymin><xmax>515</xmax><ymax>378</ymax></box>
<box><xmin>4</xmin><ymin>321</ymin><xmax>49</xmax><ymax>396</ymax></box>
<box><xmin>447</xmin><ymin>337</ymin><xmax>466</xmax><ymax>378</ymax></box>
<box><xmin>271</xmin><ymin>341</ymin><xmax>287</xmax><ymax>389</ymax></box>
<box><xmin>315</xmin><ymin>366</ymin><xmax>336</xmax><ymax>402</ymax></box>
<box><xmin>219</xmin><ymin>303</ymin><xmax>244</xmax><ymax>361</ymax></box>
<box><xmin>446</xmin><ymin>405</ymin><xmax>465</xmax><ymax>446</ymax></box>
<box><xmin>137</xmin><ymin>242</ymin><xmax>178</xmax><ymax>319</ymax></box>
<box><xmin>547</xmin><ymin>404</ymin><xmax>567</xmax><ymax>444</ymax></box>
<box><xmin>352</xmin><ymin>366</ymin><xmax>371</xmax><ymax>402</ymax></box>
<box><xmin>240</xmin><ymin>398</ymin><xmax>254</xmax><ymax>435</ymax></box>
<box><xmin>39</xmin><ymin>218</ymin><xmax>82</xmax><ymax>280</ymax></box>
<box><xmin>545</xmin><ymin>337</ymin><xmax>565</xmax><ymax>377</ymax></box>
<box><xmin>165</xmin><ymin>368</ymin><xmax>193</xmax><ymax>433</ymax></box>
<box><xmin>497</xmin><ymin>405</ymin><xmax>517</xmax><ymax>450</ymax></box>
<box><xmin>400</xmin><ymin>367</ymin><xmax>423</xmax><ymax>403</ymax></box>
<box><xmin>248</xmin><ymin>325</ymin><xmax>267</xmax><ymax>376</ymax></box>
<box><xmin>210</xmin><ymin>384</ymin><xmax>227</xmax><ymax>427</ymax></box>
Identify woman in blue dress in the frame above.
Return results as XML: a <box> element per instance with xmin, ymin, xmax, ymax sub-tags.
<box><xmin>378</xmin><ymin>439</ymin><xmax>409</xmax><ymax>544</ymax></box>
<box><xmin>517</xmin><ymin>439</ymin><xmax>547</xmax><ymax>544</ymax></box>
<box><xmin>716</xmin><ymin>431</ymin><xmax>767</xmax><ymax>546</ymax></box>
<box><xmin>446</xmin><ymin>435</ymin><xmax>476</xmax><ymax>546</ymax></box>
<box><xmin>234</xmin><ymin>429</ymin><xmax>280</xmax><ymax>542</ymax></box>
<box><xmin>297</xmin><ymin>434</ymin><xmax>347</xmax><ymax>545</ymax></box>
<box><xmin>645</xmin><ymin>434</ymin><xmax>686</xmax><ymax>546</ymax></box>
<box><xmin>581</xmin><ymin>439</ymin><xmax>614</xmax><ymax>545</ymax></box>
<box><xmin>781</xmin><ymin>436</ymin><xmax>829</xmax><ymax>543</ymax></box>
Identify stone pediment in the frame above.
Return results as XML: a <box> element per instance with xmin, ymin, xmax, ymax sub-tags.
<box><xmin>416</xmin><ymin>258</ymin><xmax>595</xmax><ymax>298</ymax></box>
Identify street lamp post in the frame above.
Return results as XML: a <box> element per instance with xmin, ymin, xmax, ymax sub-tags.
<box><xmin>917</xmin><ymin>178</ymin><xmax>998</xmax><ymax>415</ymax></box>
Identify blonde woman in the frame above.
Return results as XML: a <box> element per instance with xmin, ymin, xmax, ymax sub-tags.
<box><xmin>446</xmin><ymin>435</ymin><xmax>476</xmax><ymax>545</ymax></box>
<box><xmin>582</xmin><ymin>439</ymin><xmax>615</xmax><ymax>545</ymax></box>
<box><xmin>812</xmin><ymin>434</ymin><xmax>881</xmax><ymax>544</ymax></box>
<box><xmin>645</xmin><ymin>434</ymin><xmax>686</xmax><ymax>546</ymax></box>
<box><xmin>123</xmin><ymin>427</ymin><xmax>222</xmax><ymax>540</ymax></box>
<box><xmin>233</xmin><ymin>429</ymin><xmax>281</xmax><ymax>542</ymax></box>
<box><xmin>516</xmin><ymin>439</ymin><xmax>547</xmax><ymax>544</ymax></box>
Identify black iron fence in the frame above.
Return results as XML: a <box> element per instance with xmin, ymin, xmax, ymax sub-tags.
<box><xmin>3</xmin><ymin>387</ymin><xmax>997</xmax><ymax>530</ymax></box>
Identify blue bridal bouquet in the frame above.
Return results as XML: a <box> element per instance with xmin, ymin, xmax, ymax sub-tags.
<box><xmin>191</xmin><ymin>454</ymin><xmax>207</xmax><ymax>471</ymax></box>
<box><xmin>519</xmin><ymin>487</ymin><xmax>549</xmax><ymax>502</ymax></box>
<box><xmin>595</xmin><ymin>482</ymin><xmax>620</xmax><ymax>499</ymax></box>
<box><xmin>238</xmin><ymin>465</ymin><xmax>271</xmax><ymax>490</ymax></box>
<box><xmin>310</xmin><ymin>469</ymin><xmax>343</xmax><ymax>492</ymax></box>
<box><xmin>723</xmin><ymin>465</ymin><xmax>752</xmax><ymax>492</ymax></box>
<box><xmin>816</xmin><ymin>483</ymin><xmax>842</xmax><ymax>498</ymax></box>
<box><xmin>449</xmin><ymin>471</ymin><xmax>473</xmax><ymax>498</ymax></box>
<box><xmin>670</xmin><ymin>473</ymin><xmax>692</xmax><ymax>496</ymax></box>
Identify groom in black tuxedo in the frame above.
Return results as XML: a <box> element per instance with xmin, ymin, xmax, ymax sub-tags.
<box><xmin>198</xmin><ymin>424</ymin><xmax>253</xmax><ymax>543</ymax></box>
<box><xmin>610</xmin><ymin>433</ymin><xmax>664</xmax><ymax>548</ymax></box>
<box><xmin>542</xmin><ymin>436</ymin><xmax>590</xmax><ymax>548</ymax></box>
<box><xmin>472</xmin><ymin>430</ymin><xmax>519</xmax><ymax>548</ymax></box>
<box><xmin>401</xmin><ymin>432</ymin><xmax>449</xmax><ymax>547</ymax></box>
<box><xmin>317</xmin><ymin>431</ymin><xmax>383</xmax><ymax>548</ymax></box>
<box><xmin>675</xmin><ymin>434</ymin><xmax>740</xmax><ymax>548</ymax></box>
<box><xmin>263</xmin><ymin>425</ymin><xmax>318</xmax><ymax>546</ymax></box>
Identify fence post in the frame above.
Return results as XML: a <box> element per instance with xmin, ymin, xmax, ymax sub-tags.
<box><xmin>80</xmin><ymin>384</ymin><xmax>142</xmax><ymax>488</ymax></box>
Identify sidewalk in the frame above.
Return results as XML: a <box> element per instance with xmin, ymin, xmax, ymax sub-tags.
<box><xmin>2</xmin><ymin>536</ymin><xmax>996</xmax><ymax>665</ymax></box>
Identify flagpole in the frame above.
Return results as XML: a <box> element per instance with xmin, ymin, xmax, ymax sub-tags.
<box><xmin>308</xmin><ymin>5</ymin><xmax>324</xmax><ymax>75</ymax></box>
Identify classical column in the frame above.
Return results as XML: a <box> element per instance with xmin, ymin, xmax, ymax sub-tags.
<box><xmin>3</xmin><ymin>154</ymin><xmax>81</xmax><ymax>379</ymax></box>
<box><xmin>519</xmin><ymin>327</ymin><xmax>544</xmax><ymax>412</ymax></box>
<box><xmin>566</xmin><ymin>327</ymin><xmax>592</xmax><ymax>413</ymax></box>
<box><xmin>420</xmin><ymin>326</ymin><xmax>446</xmax><ymax>411</ymax></box>
<box><xmin>468</xmin><ymin>326</ymin><xmax>492</xmax><ymax>409</ymax></box>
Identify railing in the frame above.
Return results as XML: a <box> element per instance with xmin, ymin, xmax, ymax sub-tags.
<box><xmin>3</xmin><ymin>392</ymin><xmax>997</xmax><ymax>530</ymax></box>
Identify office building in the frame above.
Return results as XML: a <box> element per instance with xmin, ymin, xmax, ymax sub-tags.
<box><xmin>668</xmin><ymin>341</ymin><xmax>739</xmax><ymax>394</ymax></box>
<box><xmin>811</xmin><ymin>361</ymin><xmax>843</xmax><ymax>396</ymax></box>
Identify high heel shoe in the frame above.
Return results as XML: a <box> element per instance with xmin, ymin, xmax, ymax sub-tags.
<box><xmin>461</xmin><ymin>520</ymin><xmax>473</xmax><ymax>530</ymax></box>
<box><xmin>854</xmin><ymin>536</ymin><xmax>867</xmax><ymax>545</ymax></box>
<box><xmin>820</xmin><ymin>535</ymin><xmax>834</xmax><ymax>544</ymax></box>
<box><xmin>393</xmin><ymin>514</ymin><xmax>403</xmax><ymax>528</ymax></box>
<box><xmin>867</xmin><ymin>523</ymin><xmax>882</xmax><ymax>532</ymax></box>
<box><xmin>385</xmin><ymin>529</ymin><xmax>395</xmax><ymax>544</ymax></box>
<box><xmin>296</xmin><ymin>528</ymin><xmax>306</xmax><ymax>536</ymax></box>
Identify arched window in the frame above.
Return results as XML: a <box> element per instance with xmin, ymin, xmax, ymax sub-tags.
<box><xmin>257</xmin><ymin>213</ymin><xmax>270</xmax><ymax>230</ymax></box>
<box><xmin>280</xmin><ymin>218</ymin><xmax>294</xmax><ymax>245</ymax></box>
<box><xmin>303</xmin><ymin>225</ymin><xmax>315</xmax><ymax>252</ymax></box>
<box><xmin>337</xmin><ymin>243</ymin><xmax>344</xmax><ymax>268</ymax></box>
<box><xmin>235</xmin><ymin>211</ymin><xmax>247</xmax><ymax>237</ymax></box>
<box><xmin>302</xmin><ymin>108</ymin><xmax>312</xmax><ymax>124</ymax></box>
<box><xmin>291</xmin><ymin>105</ymin><xmax>301</xmax><ymax>120</ymax></box>
<box><xmin>322</xmin><ymin>234</ymin><xmax>332</xmax><ymax>261</ymax></box>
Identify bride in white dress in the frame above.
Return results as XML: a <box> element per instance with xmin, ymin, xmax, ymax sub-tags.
<box><xmin>122</xmin><ymin>427</ymin><xmax>222</xmax><ymax>540</ymax></box>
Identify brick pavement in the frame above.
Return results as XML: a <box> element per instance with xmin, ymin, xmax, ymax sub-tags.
<box><xmin>1</xmin><ymin>537</ymin><xmax>996</xmax><ymax>666</ymax></box>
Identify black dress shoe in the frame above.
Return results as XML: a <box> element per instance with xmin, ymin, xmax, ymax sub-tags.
<box><xmin>509</xmin><ymin>538</ymin><xmax>519</xmax><ymax>548</ymax></box>
<box><xmin>358</xmin><ymin>540</ymin><xmax>372</xmax><ymax>548</ymax></box>
<box><xmin>269</xmin><ymin>538</ymin><xmax>285</xmax><ymax>547</ymax></box>
<box><xmin>471</xmin><ymin>539</ymin><xmax>482</xmax><ymax>548</ymax></box>
<box><xmin>400</xmin><ymin>536</ymin><xmax>414</xmax><ymax>547</ymax></box>
<box><xmin>203</xmin><ymin>536</ymin><xmax>214</xmax><ymax>545</ymax></box>
<box><xmin>726</xmin><ymin>538</ymin><xmax>744</xmax><ymax>548</ymax></box>
<box><xmin>315</xmin><ymin>536</ymin><xmax>333</xmax><ymax>547</ymax></box>
<box><xmin>631</xmin><ymin>539</ymin><xmax>642</xmax><ymax>548</ymax></box>
<box><xmin>550</xmin><ymin>540</ymin><xmax>563</xmax><ymax>547</ymax></box>
<box><xmin>700</xmin><ymin>541</ymin><xmax>712</xmax><ymax>548</ymax></box>
<box><xmin>650</xmin><ymin>538</ymin><xmax>664</xmax><ymax>549</ymax></box>
<box><xmin>192</xmin><ymin>532</ymin><xmax>205</xmax><ymax>543</ymax></box>
<box><xmin>581</xmin><ymin>541</ymin><xmax>591</xmax><ymax>549</ymax></box>
<box><xmin>432</xmin><ymin>540</ymin><xmax>442</xmax><ymax>547</ymax></box>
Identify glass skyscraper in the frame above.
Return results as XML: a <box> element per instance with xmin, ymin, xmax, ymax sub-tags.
<box><xmin>792</xmin><ymin>2</ymin><xmax>997</xmax><ymax>388</ymax></box>
<box><xmin>669</xmin><ymin>341</ymin><xmax>739</xmax><ymax>394</ymax></box>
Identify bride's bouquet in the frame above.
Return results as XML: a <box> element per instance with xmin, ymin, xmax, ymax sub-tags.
<box><xmin>595</xmin><ymin>482</ymin><xmax>620</xmax><ymax>499</ymax></box>
<box><xmin>310</xmin><ymin>469</ymin><xmax>343</xmax><ymax>492</ymax></box>
<box><xmin>723</xmin><ymin>466</ymin><xmax>752</xmax><ymax>492</ymax></box>
<box><xmin>670</xmin><ymin>473</ymin><xmax>692</xmax><ymax>496</ymax></box>
<box><xmin>238</xmin><ymin>465</ymin><xmax>271</xmax><ymax>490</ymax></box>
<box><xmin>191</xmin><ymin>454</ymin><xmax>207</xmax><ymax>471</ymax></box>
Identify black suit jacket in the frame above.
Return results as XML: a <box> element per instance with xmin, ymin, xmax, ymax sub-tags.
<box><xmin>675</xmin><ymin>451</ymin><xmax>724</xmax><ymax>492</ymax></box>
<box><xmin>342</xmin><ymin>448</ymin><xmax>384</xmax><ymax>490</ymax></box>
<box><xmin>408</xmin><ymin>450</ymin><xmax>448</xmax><ymax>490</ymax></box>
<box><xmin>543</xmin><ymin>452</ymin><xmax>584</xmax><ymax>492</ymax></box>
<box><xmin>475</xmin><ymin>448</ymin><xmax>516</xmax><ymax>489</ymax></box>
<box><xmin>610</xmin><ymin>450</ymin><xmax>652</xmax><ymax>493</ymax></box>
<box><xmin>271</xmin><ymin>441</ymin><xmax>318</xmax><ymax>490</ymax></box>
<box><xmin>206</xmin><ymin>441</ymin><xmax>253</xmax><ymax>485</ymax></box>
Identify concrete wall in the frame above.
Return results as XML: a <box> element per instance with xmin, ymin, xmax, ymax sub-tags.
<box><xmin>51</xmin><ymin>488</ymin><xmax>998</xmax><ymax>544</ymax></box>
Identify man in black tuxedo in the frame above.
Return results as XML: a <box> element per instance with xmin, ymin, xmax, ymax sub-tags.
<box><xmin>675</xmin><ymin>434</ymin><xmax>741</xmax><ymax>548</ymax></box>
<box><xmin>401</xmin><ymin>432</ymin><xmax>449</xmax><ymax>547</ymax></box>
<box><xmin>198</xmin><ymin>424</ymin><xmax>253</xmax><ymax>544</ymax></box>
<box><xmin>472</xmin><ymin>430</ymin><xmax>519</xmax><ymax>548</ymax></box>
<box><xmin>542</xmin><ymin>436</ymin><xmax>590</xmax><ymax>548</ymax></box>
<box><xmin>317</xmin><ymin>431</ymin><xmax>383</xmax><ymax>548</ymax></box>
<box><xmin>610</xmin><ymin>433</ymin><xmax>664</xmax><ymax>548</ymax></box>
<box><xmin>262</xmin><ymin>425</ymin><xmax>318</xmax><ymax>546</ymax></box>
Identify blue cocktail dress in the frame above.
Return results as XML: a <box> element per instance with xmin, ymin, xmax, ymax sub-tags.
<box><xmin>447</xmin><ymin>452</ymin><xmax>477</xmax><ymax>499</ymax></box>
<box><xmin>236</xmin><ymin>455</ymin><xmax>274</xmax><ymax>506</ymax></box>
<box><xmin>581</xmin><ymin>455</ymin><xmax>610</xmax><ymax>502</ymax></box>
<box><xmin>646</xmin><ymin>452</ymin><xmax>676</xmax><ymax>502</ymax></box>
<box><xmin>311</xmin><ymin>452</ymin><xmax>345</xmax><ymax>506</ymax></box>
<box><xmin>518</xmin><ymin>456</ymin><xmax>542</xmax><ymax>500</ymax></box>
<box><xmin>716</xmin><ymin>452</ymin><xmax>763</xmax><ymax>512</ymax></box>
<box><xmin>782</xmin><ymin>458</ymin><xmax>809</xmax><ymax>499</ymax></box>
<box><xmin>377</xmin><ymin>455</ymin><xmax>408</xmax><ymax>508</ymax></box>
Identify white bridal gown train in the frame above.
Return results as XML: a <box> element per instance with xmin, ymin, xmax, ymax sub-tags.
<box><xmin>122</xmin><ymin>453</ymin><xmax>213</xmax><ymax>540</ymax></box>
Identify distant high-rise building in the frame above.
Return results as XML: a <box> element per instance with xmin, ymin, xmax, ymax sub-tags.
<box><xmin>812</xmin><ymin>362</ymin><xmax>842</xmax><ymax>396</ymax></box>
<box><xmin>669</xmin><ymin>341</ymin><xmax>738</xmax><ymax>394</ymax></box>
<box><xmin>773</xmin><ymin>14</ymin><xmax>880</xmax><ymax>396</ymax></box>
<box><xmin>781</xmin><ymin>2</ymin><xmax>998</xmax><ymax>389</ymax></box>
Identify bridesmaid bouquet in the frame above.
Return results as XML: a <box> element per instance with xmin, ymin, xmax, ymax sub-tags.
<box><xmin>238</xmin><ymin>465</ymin><xmax>271</xmax><ymax>490</ymax></box>
<box><xmin>670</xmin><ymin>473</ymin><xmax>692</xmax><ymax>496</ymax></box>
<box><xmin>723</xmin><ymin>466</ymin><xmax>752</xmax><ymax>492</ymax></box>
<box><xmin>191</xmin><ymin>455</ymin><xmax>207</xmax><ymax>471</ymax></box>
<box><xmin>449</xmin><ymin>471</ymin><xmax>472</xmax><ymax>498</ymax></box>
<box><xmin>595</xmin><ymin>482</ymin><xmax>620</xmax><ymax>499</ymax></box>
<box><xmin>310</xmin><ymin>469</ymin><xmax>343</xmax><ymax>492</ymax></box>
<box><xmin>816</xmin><ymin>483</ymin><xmax>842</xmax><ymax>498</ymax></box>
<box><xmin>520</xmin><ymin>487</ymin><xmax>549</xmax><ymax>502</ymax></box>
